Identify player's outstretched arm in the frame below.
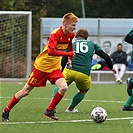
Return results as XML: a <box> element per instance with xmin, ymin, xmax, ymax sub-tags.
<box><xmin>48</xmin><ymin>46</ymin><xmax>75</xmax><ymax>57</ymax></box>
<box><xmin>96</xmin><ymin>50</ymin><xmax>116</xmax><ymax>74</ymax></box>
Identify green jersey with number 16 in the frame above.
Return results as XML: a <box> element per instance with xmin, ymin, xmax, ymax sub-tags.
<box><xmin>67</xmin><ymin>38</ymin><xmax>102</xmax><ymax>76</ymax></box>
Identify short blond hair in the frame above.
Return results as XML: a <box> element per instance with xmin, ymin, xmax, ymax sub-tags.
<box><xmin>62</xmin><ymin>12</ymin><xmax>78</xmax><ymax>24</ymax></box>
<box><xmin>75</xmin><ymin>28</ymin><xmax>89</xmax><ymax>40</ymax></box>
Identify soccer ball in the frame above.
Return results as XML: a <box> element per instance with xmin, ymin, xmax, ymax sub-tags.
<box><xmin>91</xmin><ymin>107</ymin><xmax>107</xmax><ymax>123</ymax></box>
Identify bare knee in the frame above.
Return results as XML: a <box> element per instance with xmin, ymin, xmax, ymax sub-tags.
<box><xmin>55</xmin><ymin>78</ymin><xmax>68</xmax><ymax>95</ymax></box>
<box><xmin>58</xmin><ymin>85</ymin><xmax>68</xmax><ymax>95</ymax></box>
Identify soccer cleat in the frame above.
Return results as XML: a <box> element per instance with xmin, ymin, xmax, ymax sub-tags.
<box><xmin>44</xmin><ymin>109</ymin><xmax>58</xmax><ymax>120</ymax></box>
<box><xmin>65</xmin><ymin>108</ymin><xmax>79</xmax><ymax>113</ymax></box>
<box><xmin>53</xmin><ymin>108</ymin><xmax>57</xmax><ymax>113</ymax></box>
<box><xmin>122</xmin><ymin>106</ymin><xmax>133</xmax><ymax>111</ymax></box>
<box><xmin>126</xmin><ymin>78</ymin><xmax>133</xmax><ymax>96</ymax></box>
<box><xmin>2</xmin><ymin>110</ymin><xmax>9</xmax><ymax>121</ymax></box>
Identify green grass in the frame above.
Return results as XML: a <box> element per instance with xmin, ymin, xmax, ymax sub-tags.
<box><xmin>0</xmin><ymin>83</ymin><xmax>133</xmax><ymax>133</ymax></box>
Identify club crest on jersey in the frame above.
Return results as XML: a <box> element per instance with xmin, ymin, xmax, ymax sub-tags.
<box><xmin>68</xmin><ymin>38</ymin><xmax>71</xmax><ymax>41</ymax></box>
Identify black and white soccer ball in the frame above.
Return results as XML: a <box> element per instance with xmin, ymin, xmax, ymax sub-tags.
<box><xmin>91</xmin><ymin>107</ymin><xmax>107</xmax><ymax>123</ymax></box>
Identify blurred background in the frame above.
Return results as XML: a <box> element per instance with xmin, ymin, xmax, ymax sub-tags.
<box><xmin>0</xmin><ymin>0</ymin><xmax>132</xmax><ymax>59</ymax></box>
<box><xmin>0</xmin><ymin>0</ymin><xmax>133</xmax><ymax>81</ymax></box>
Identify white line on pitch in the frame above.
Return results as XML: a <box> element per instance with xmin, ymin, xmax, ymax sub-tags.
<box><xmin>0</xmin><ymin>96</ymin><xmax>125</xmax><ymax>104</ymax></box>
<box><xmin>1</xmin><ymin>117</ymin><xmax>133</xmax><ymax>125</ymax></box>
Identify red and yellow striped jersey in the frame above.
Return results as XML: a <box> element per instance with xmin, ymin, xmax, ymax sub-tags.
<box><xmin>34</xmin><ymin>26</ymin><xmax>75</xmax><ymax>73</ymax></box>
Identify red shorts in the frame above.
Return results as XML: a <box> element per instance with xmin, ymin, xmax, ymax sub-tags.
<box><xmin>27</xmin><ymin>68</ymin><xmax>64</xmax><ymax>87</ymax></box>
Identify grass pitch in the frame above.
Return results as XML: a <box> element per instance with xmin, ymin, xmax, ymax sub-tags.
<box><xmin>0</xmin><ymin>82</ymin><xmax>133</xmax><ymax>133</ymax></box>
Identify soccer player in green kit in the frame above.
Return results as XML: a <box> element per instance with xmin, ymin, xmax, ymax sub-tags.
<box><xmin>51</xmin><ymin>28</ymin><xmax>116</xmax><ymax>112</ymax></box>
<box><xmin>122</xmin><ymin>29</ymin><xmax>133</xmax><ymax>111</ymax></box>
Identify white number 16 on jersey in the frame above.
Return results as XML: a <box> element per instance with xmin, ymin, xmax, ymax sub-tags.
<box><xmin>76</xmin><ymin>42</ymin><xmax>89</xmax><ymax>53</ymax></box>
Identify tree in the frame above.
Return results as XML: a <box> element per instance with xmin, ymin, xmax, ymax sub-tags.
<box><xmin>0</xmin><ymin>0</ymin><xmax>133</xmax><ymax>59</ymax></box>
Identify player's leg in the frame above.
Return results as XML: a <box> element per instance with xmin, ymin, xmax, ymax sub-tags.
<box><xmin>50</xmin><ymin>56</ymin><xmax>68</xmax><ymax>98</ymax></box>
<box><xmin>51</xmin><ymin>68</ymin><xmax>73</xmax><ymax>99</ymax></box>
<box><xmin>51</xmin><ymin>69</ymin><xmax>87</xmax><ymax>112</ymax></box>
<box><xmin>122</xmin><ymin>90</ymin><xmax>133</xmax><ymax>111</ymax></box>
<box><xmin>51</xmin><ymin>55</ymin><xmax>68</xmax><ymax>99</ymax></box>
<box><xmin>65</xmin><ymin>91</ymin><xmax>86</xmax><ymax>113</ymax></box>
<box><xmin>66</xmin><ymin>71</ymin><xmax>91</xmax><ymax>112</ymax></box>
<box><xmin>2</xmin><ymin>68</ymin><xmax>47</xmax><ymax>121</ymax></box>
<box><xmin>50</xmin><ymin>86</ymin><xmax>59</xmax><ymax>113</ymax></box>
<box><xmin>2</xmin><ymin>84</ymin><xmax>34</xmax><ymax>121</ymax></box>
<box><xmin>44</xmin><ymin>70</ymin><xmax>69</xmax><ymax>120</ymax></box>
<box><xmin>126</xmin><ymin>78</ymin><xmax>133</xmax><ymax>96</ymax></box>
<box><xmin>44</xmin><ymin>78</ymin><xmax>67</xmax><ymax>120</ymax></box>
<box><xmin>51</xmin><ymin>86</ymin><xmax>59</xmax><ymax>99</ymax></box>
<box><xmin>50</xmin><ymin>68</ymin><xmax>73</xmax><ymax>114</ymax></box>
<box><xmin>122</xmin><ymin>78</ymin><xmax>133</xmax><ymax>111</ymax></box>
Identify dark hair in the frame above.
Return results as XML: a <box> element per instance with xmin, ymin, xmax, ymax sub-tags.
<box><xmin>75</xmin><ymin>28</ymin><xmax>89</xmax><ymax>40</ymax></box>
<box><xmin>117</xmin><ymin>43</ymin><xmax>122</xmax><ymax>47</ymax></box>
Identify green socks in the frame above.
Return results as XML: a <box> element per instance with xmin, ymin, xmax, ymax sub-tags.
<box><xmin>124</xmin><ymin>78</ymin><xmax>133</xmax><ymax>107</ymax></box>
<box><xmin>69</xmin><ymin>92</ymin><xmax>84</xmax><ymax>109</ymax></box>
<box><xmin>124</xmin><ymin>90</ymin><xmax>133</xmax><ymax>107</ymax></box>
<box><xmin>51</xmin><ymin>86</ymin><xmax>59</xmax><ymax>98</ymax></box>
<box><xmin>51</xmin><ymin>87</ymin><xmax>85</xmax><ymax>109</ymax></box>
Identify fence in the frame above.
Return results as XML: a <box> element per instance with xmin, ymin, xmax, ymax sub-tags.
<box><xmin>40</xmin><ymin>18</ymin><xmax>133</xmax><ymax>84</ymax></box>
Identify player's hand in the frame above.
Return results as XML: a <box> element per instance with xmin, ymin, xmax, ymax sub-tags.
<box><xmin>68</xmin><ymin>58</ymin><xmax>72</xmax><ymax>69</ymax></box>
<box><xmin>112</xmin><ymin>67</ymin><xmax>116</xmax><ymax>74</ymax></box>
<box><xmin>72</xmin><ymin>51</ymin><xmax>76</xmax><ymax>57</ymax></box>
<box><xmin>67</xmin><ymin>51</ymin><xmax>76</xmax><ymax>57</ymax></box>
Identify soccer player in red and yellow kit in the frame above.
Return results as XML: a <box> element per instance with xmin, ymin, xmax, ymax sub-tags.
<box><xmin>2</xmin><ymin>12</ymin><xmax>78</xmax><ymax>121</ymax></box>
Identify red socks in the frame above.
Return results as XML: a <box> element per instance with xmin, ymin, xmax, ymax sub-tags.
<box><xmin>4</xmin><ymin>92</ymin><xmax>63</xmax><ymax>112</ymax></box>
<box><xmin>47</xmin><ymin>92</ymin><xmax>63</xmax><ymax>110</ymax></box>
<box><xmin>4</xmin><ymin>95</ymin><xmax>19</xmax><ymax>112</ymax></box>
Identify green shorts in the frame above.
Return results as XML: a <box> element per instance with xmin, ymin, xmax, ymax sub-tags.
<box><xmin>63</xmin><ymin>68</ymin><xmax>91</xmax><ymax>91</ymax></box>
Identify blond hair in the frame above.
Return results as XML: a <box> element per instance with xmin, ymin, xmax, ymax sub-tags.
<box><xmin>62</xmin><ymin>12</ymin><xmax>78</xmax><ymax>24</ymax></box>
<box><xmin>75</xmin><ymin>28</ymin><xmax>89</xmax><ymax>40</ymax></box>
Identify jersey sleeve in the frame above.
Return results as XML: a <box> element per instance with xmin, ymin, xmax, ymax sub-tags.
<box><xmin>48</xmin><ymin>33</ymin><xmax>58</xmax><ymax>49</ymax></box>
<box><xmin>94</xmin><ymin>43</ymin><xmax>102</xmax><ymax>53</ymax></box>
<box><xmin>96</xmin><ymin>50</ymin><xmax>113</xmax><ymax>69</ymax></box>
<box><xmin>47</xmin><ymin>31</ymin><xmax>74</xmax><ymax>57</ymax></box>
